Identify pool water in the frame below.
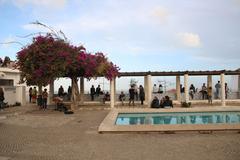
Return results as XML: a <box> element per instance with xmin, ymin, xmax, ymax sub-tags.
<box><xmin>115</xmin><ymin>111</ymin><xmax>240</xmax><ymax>125</ymax></box>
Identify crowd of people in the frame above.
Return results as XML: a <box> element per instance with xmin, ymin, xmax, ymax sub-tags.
<box><xmin>29</xmin><ymin>80</ymin><xmax>230</xmax><ymax>108</ymax></box>
<box><xmin>28</xmin><ymin>87</ymin><xmax>49</xmax><ymax>110</ymax></box>
<box><xmin>179</xmin><ymin>81</ymin><xmax>230</xmax><ymax>104</ymax></box>
<box><xmin>153</xmin><ymin>84</ymin><xmax>163</xmax><ymax>94</ymax></box>
<box><xmin>87</xmin><ymin>83</ymin><xmax>146</xmax><ymax>106</ymax></box>
<box><xmin>151</xmin><ymin>96</ymin><xmax>173</xmax><ymax>108</ymax></box>
<box><xmin>0</xmin><ymin>79</ymin><xmax>230</xmax><ymax>112</ymax></box>
<box><xmin>127</xmin><ymin>84</ymin><xmax>145</xmax><ymax>106</ymax></box>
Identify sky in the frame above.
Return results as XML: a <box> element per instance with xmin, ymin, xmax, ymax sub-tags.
<box><xmin>0</xmin><ymin>0</ymin><xmax>240</xmax><ymax>92</ymax></box>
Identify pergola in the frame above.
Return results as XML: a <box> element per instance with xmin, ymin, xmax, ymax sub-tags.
<box><xmin>48</xmin><ymin>69</ymin><xmax>240</xmax><ymax>107</ymax></box>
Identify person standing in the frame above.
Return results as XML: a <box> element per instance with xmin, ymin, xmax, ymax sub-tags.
<box><xmin>32</xmin><ymin>87</ymin><xmax>37</xmax><ymax>103</ymax></box>
<box><xmin>153</xmin><ymin>84</ymin><xmax>158</xmax><ymax>94</ymax></box>
<box><xmin>180</xmin><ymin>84</ymin><xmax>185</xmax><ymax>93</ymax></box>
<box><xmin>90</xmin><ymin>85</ymin><xmax>95</xmax><ymax>101</ymax></box>
<box><xmin>96</xmin><ymin>85</ymin><xmax>101</xmax><ymax>97</ymax></box>
<box><xmin>42</xmin><ymin>89</ymin><xmax>48</xmax><ymax>110</ymax></box>
<box><xmin>67</xmin><ymin>86</ymin><xmax>72</xmax><ymax>100</ymax></box>
<box><xmin>0</xmin><ymin>87</ymin><xmax>4</xmax><ymax>110</ymax></box>
<box><xmin>119</xmin><ymin>91</ymin><xmax>126</xmax><ymax>106</ymax></box>
<box><xmin>158</xmin><ymin>84</ymin><xmax>163</xmax><ymax>94</ymax></box>
<box><xmin>29</xmin><ymin>87</ymin><xmax>33</xmax><ymax>103</ymax></box>
<box><xmin>215</xmin><ymin>81</ymin><xmax>221</xmax><ymax>99</ymax></box>
<box><xmin>201</xmin><ymin>83</ymin><xmax>207</xmax><ymax>100</ymax></box>
<box><xmin>189</xmin><ymin>84</ymin><xmax>195</xmax><ymax>100</ymax></box>
<box><xmin>208</xmin><ymin>87</ymin><xmax>213</xmax><ymax>104</ymax></box>
<box><xmin>58</xmin><ymin>85</ymin><xmax>64</xmax><ymax>97</ymax></box>
<box><xmin>129</xmin><ymin>85</ymin><xmax>135</xmax><ymax>106</ymax></box>
<box><xmin>225</xmin><ymin>83</ymin><xmax>229</xmax><ymax>99</ymax></box>
<box><xmin>139</xmin><ymin>85</ymin><xmax>145</xmax><ymax>105</ymax></box>
<box><xmin>134</xmin><ymin>84</ymin><xmax>138</xmax><ymax>101</ymax></box>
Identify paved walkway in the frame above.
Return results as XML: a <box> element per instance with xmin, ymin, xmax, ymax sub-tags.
<box><xmin>0</xmin><ymin>104</ymin><xmax>240</xmax><ymax>160</ymax></box>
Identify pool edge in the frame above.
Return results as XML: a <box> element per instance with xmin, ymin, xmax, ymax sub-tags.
<box><xmin>98</xmin><ymin>106</ymin><xmax>240</xmax><ymax>133</ymax></box>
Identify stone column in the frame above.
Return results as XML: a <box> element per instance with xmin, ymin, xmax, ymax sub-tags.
<box><xmin>207</xmin><ymin>75</ymin><xmax>212</xmax><ymax>89</ymax></box>
<box><xmin>147</xmin><ymin>75</ymin><xmax>152</xmax><ymax>107</ymax></box>
<box><xmin>207</xmin><ymin>75</ymin><xmax>212</xmax><ymax>102</ymax></box>
<box><xmin>144</xmin><ymin>76</ymin><xmax>148</xmax><ymax>104</ymax></box>
<box><xmin>220</xmin><ymin>73</ymin><xmax>226</xmax><ymax>106</ymax></box>
<box><xmin>184</xmin><ymin>73</ymin><xmax>189</xmax><ymax>103</ymax></box>
<box><xmin>176</xmin><ymin>76</ymin><xmax>181</xmax><ymax>103</ymax></box>
<box><xmin>48</xmin><ymin>80</ymin><xmax>54</xmax><ymax>105</ymax></box>
<box><xmin>80</xmin><ymin>77</ymin><xmax>84</xmax><ymax>105</ymax></box>
<box><xmin>110</xmin><ymin>78</ymin><xmax>116</xmax><ymax>108</ymax></box>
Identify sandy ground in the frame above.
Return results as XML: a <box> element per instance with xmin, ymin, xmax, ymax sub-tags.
<box><xmin>0</xmin><ymin>105</ymin><xmax>240</xmax><ymax>160</ymax></box>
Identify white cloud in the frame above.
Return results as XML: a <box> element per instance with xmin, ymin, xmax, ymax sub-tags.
<box><xmin>5</xmin><ymin>0</ymin><xmax>67</xmax><ymax>9</ymax></box>
<box><xmin>177</xmin><ymin>32</ymin><xmax>201</xmax><ymax>48</ymax></box>
<box><xmin>1</xmin><ymin>36</ymin><xmax>16</xmax><ymax>48</ymax></box>
<box><xmin>150</xmin><ymin>6</ymin><xmax>169</xmax><ymax>24</ymax></box>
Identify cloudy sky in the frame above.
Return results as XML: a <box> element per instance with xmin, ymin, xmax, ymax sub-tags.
<box><xmin>0</xmin><ymin>0</ymin><xmax>240</xmax><ymax>73</ymax></box>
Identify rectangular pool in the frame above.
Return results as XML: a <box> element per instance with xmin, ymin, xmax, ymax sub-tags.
<box><xmin>116</xmin><ymin>111</ymin><xmax>240</xmax><ymax>125</ymax></box>
<box><xmin>98</xmin><ymin>107</ymin><xmax>240</xmax><ymax>133</ymax></box>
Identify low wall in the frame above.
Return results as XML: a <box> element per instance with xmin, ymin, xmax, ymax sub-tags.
<box><xmin>1</xmin><ymin>86</ymin><xmax>26</xmax><ymax>106</ymax></box>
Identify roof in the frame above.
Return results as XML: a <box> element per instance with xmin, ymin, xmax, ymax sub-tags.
<box><xmin>119</xmin><ymin>70</ymin><xmax>240</xmax><ymax>77</ymax></box>
<box><xmin>0</xmin><ymin>67</ymin><xmax>20</xmax><ymax>74</ymax></box>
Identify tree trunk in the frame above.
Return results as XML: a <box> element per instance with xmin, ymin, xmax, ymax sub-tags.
<box><xmin>70</xmin><ymin>77</ymin><xmax>80</xmax><ymax>110</ymax></box>
<box><xmin>38</xmin><ymin>85</ymin><xmax>43</xmax><ymax>95</ymax></box>
<box><xmin>37</xmin><ymin>85</ymin><xmax>43</xmax><ymax>107</ymax></box>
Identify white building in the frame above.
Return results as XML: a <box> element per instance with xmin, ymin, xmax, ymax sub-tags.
<box><xmin>0</xmin><ymin>67</ymin><xmax>26</xmax><ymax>106</ymax></box>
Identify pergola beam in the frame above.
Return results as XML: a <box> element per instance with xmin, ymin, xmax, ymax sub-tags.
<box><xmin>119</xmin><ymin>70</ymin><xmax>240</xmax><ymax>77</ymax></box>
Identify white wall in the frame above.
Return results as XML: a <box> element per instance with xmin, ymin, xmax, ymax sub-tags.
<box><xmin>0</xmin><ymin>67</ymin><xmax>26</xmax><ymax>105</ymax></box>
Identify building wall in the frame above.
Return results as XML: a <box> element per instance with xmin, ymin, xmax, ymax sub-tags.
<box><xmin>0</xmin><ymin>67</ymin><xmax>26</xmax><ymax>105</ymax></box>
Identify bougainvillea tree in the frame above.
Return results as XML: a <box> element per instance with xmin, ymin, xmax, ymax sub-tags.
<box><xmin>16</xmin><ymin>34</ymin><xmax>120</xmax><ymax>110</ymax></box>
<box><xmin>16</xmin><ymin>35</ymin><xmax>68</xmax><ymax>92</ymax></box>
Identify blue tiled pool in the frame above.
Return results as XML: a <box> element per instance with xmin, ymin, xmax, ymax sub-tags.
<box><xmin>115</xmin><ymin>111</ymin><xmax>240</xmax><ymax>125</ymax></box>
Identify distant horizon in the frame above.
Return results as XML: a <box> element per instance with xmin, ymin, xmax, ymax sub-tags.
<box><xmin>53</xmin><ymin>75</ymin><xmax>238</xmax><ymax>94</ymax></box>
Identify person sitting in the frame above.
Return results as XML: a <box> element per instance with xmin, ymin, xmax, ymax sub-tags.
<box><xmin>151</xmin><ymin>96</ymin><xmax>160</xmax><ymax>108</ymax></box>
<box><xmin>103</xmin><ymin>92</ymin><xmax>110</xmax><ymax>104</ymax></box>
<box><xmin>162</xmin><ymin>96</ymin><xmax>173</xmax><ymax>108</ymax></box>
<box><xmin>160</xmin><ymin>96</ymin><xmax>166</xmax><ymax>108</ymax></box>
<box><xmin>119</xmin><ymin>91</ymin><xmax>126</xmax><ymax>106</ymax></box>
<box><xmin>53</xmin><ymin>96</ymin><xmax>67</xmax><ymax>112</ymax></box>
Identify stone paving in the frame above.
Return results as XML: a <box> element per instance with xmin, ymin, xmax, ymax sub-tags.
<box><xmin>0</xmin><ymin>105</ymin><xmax>240</xmax><ymax>160</ymax></box>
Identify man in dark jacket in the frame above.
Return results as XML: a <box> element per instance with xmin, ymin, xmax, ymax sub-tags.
<box><xmin>0</xmin><ymin>87</ymin><xmax>4</xmax><ymax>110</ymax></box>
<box><xmin>151</xmin><ymin>96</ymin><xmax>160</xmax><ymax>108</ymax></box>
<box><xmin>162</xmin><ymin>96</ymin><xmax>173</xmax><ymax>108</ymax></box>
<box><xmin>129</xmin><ymin>85</ymin><xmax>135</xmax><ymax>106</ymax></box>
<box><xmin>90</xmin><ymin>85</ymin><xmax>95</xmax><ymax>101</ymax></box>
